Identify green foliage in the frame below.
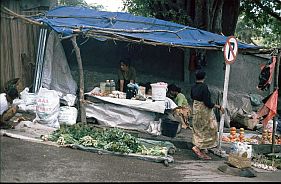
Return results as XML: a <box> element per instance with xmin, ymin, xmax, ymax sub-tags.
<box><xmin>124</xmin><ymin>0</ymin><xmax>280</xmax><ymax>48</ymax></box>
<box><xmin>122</xmin><ymin>0</ymin><xmax>190</xmax><ymax>25</ymax></box>
<box><xmin>122</xmin><ymin>0</ymin><xmax>153</xmax><ymax>17</ymax></box>
<box><xmin>58</xmin><ymin>0</ymin><xmax>88</xmax><ymax>6</ymax></box>
<box><xmin>236</xmin><ymin>0</ymin><xmax>281</xmax><ymax>48</ymax></box>
<box><xmin>58</xmin><ymin>0</ymin><xmax>104</xmax><ymax>10</ymax></box>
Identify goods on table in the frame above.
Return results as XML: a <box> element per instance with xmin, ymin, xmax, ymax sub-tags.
<box><xmin>105</xmin><ymin>80</ymin><xmax>111</xmax><ymax>95</ymax></box>
<box><xmin>229</xmin><ymin>127</ymin><xmax>237</xmax><ymax>142</ymax></box>
<box><xmin>110</xmin><ymin>80</ymin><xmax>116</xmax><ymax>92</ymax></box>
<box><xmin>221</xmin><ymin>127</ymin><xmax>281</xmax><ymax>145</ymax></box>
<box><xmin>239</xmin><ymin>128</ymin><xmax>245</xmax><ymax>142</ymax></box>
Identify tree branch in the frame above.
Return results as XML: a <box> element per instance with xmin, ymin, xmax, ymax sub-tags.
<box><xmin>253</xmin><ymin>0</ymin><xmax>281</xmax><ymax>22</ymax></box>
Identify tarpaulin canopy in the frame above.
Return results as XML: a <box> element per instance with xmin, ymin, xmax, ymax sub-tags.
<box><xmin>34</xmin><ymin>6</ymin><xmax>260</xmax><ymax>50</ymax></box>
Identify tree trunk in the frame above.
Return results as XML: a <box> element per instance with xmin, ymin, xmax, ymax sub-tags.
<box><xmin>142</xmin><ymin>0</ymin><xmax>239</xmax><ymax>35</ymax></box>
<box><xmin>194</xmin><ymin>0</ymin><xmax>206</xmax><ymax>30</ymax></box>
<box><xmin>211</xmin><ymin>0</ymin><xmax>224</xmax><ymax>34</ymax></box>
<box><xmin>222</xmin><ymin>0</ymin><xmax>240</xmax><ymax>36</ymax></box>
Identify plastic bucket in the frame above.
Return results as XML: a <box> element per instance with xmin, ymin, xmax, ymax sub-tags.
<box><xmin>150</xmin><ymin>82</ymin><xmax>167</xmax><ymax>101</ymax></box>
<box><xmin>161</xmin><ymin>119</ymin><xmax>179</xmax><ymax>138</ymax></box>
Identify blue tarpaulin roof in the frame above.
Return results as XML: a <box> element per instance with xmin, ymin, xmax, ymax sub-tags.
<box><xmin>34</xmin><ymin>6</ymin><xmax>260</xmax><ymax>50</ymax></box>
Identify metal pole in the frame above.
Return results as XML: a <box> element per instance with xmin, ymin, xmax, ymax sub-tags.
<box><xmin>33</xmin><ymin>28</ymin><xmax>47</xmax><ymax>93</ymax></box>
<box><xmin>33</xmin><ymin>28</ymin><xmax>43</xmax><ymax>93</ymax></box>
<box><xmin>37</xmin><ymin>29</ymin><xmax>47</xmax><ymax>92</ymax></box>
<box><xmin>218</xmin><ymin>64</ymin><xmax>230</xmax><ymax>150</ymax></box>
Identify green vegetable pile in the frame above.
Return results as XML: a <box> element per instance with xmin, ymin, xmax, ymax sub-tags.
<box><xmin>41</xmin><ymin>124</ymin><xmax>167</xmax><ymax>156</ymax></box>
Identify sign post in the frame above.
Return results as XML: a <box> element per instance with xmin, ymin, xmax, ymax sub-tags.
<box><xmin>217</xmin><ymin>36</ymin><xmax>238</xmax><ymax>155</ymax></box>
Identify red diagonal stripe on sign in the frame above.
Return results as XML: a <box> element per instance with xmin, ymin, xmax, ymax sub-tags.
<box><xmin>227</xmin><ymin>40</ymin><xmax>236</xmax><ymax>60</ymax></box>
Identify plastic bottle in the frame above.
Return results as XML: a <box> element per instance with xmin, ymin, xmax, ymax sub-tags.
<box><xmin>105</xmin><ymin>80</ymin><xmax>111</xmax><ymax>95</ymax></box>
<box><xmin>110</xmin><ymin>80</ymin><xmax>115</xmax><ymax>92</ymax></box>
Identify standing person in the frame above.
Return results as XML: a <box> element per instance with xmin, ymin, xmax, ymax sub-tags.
<box><xmin>117</xmin><ymin>58</ymin><xmax>136</xmax><ymax>93</ymax></box>
<box><xmin>190</xmin><ymin>70</ymin><xmax>224</xmax><ymax>160</ymax></box>
<box><xmin>168</xmin><ymin>84</ymin><xmax>188</xmax><ymax>107</ymax></box>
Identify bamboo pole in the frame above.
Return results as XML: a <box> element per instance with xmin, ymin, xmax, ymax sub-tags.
<box><xmin>1</xmin><ymin>5</ymin><xmax>43</xmax><ymax>26</ymax></box>
<box><xmin>71</xmin><ymin>36</ymin><xmax>86</xmax><ymax>124</ymax></box>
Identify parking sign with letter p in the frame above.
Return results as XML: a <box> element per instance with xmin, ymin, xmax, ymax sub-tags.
<box><xmin>224</xmin><ymin>36</ymin><xmax>238</xmax><ymax>64</ymax></box>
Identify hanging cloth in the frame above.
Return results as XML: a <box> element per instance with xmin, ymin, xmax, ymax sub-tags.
<box><xmin>257</xmin><ymin>56</ymin><xmax>277</xmax><ymax>91</ymax></box>
<box><xmin>188</xmin><ymin>50</ymin><xmax>197</xmax><ymax>71</ymax></box>
<box><xmin>257</xmin><ymin>89</ymin><xmax>278</xmax><ymax>126</ymax></box>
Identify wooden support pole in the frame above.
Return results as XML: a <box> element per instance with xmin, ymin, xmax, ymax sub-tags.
<box><xmin>71</xmin><ymin>36</ymin><xmax>86</xmax><ymax>124</ymax></box>
<box><xmin>183</xmin><ymin>49</ymin><xmax>190</xmax><ymax>83</ymax></box>
<box><xmin>218</xmin><ymin>64</ymin><xmax>230</xmax><ymax>150</ymax></box>
<box><xmin>272</xmin><ymin>50</ymin><xmax>281</xmax><ymax>153</ymax></box>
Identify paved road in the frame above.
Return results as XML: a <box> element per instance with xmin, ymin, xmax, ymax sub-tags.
<box><xmin>1</xmin><ymin>136</ymin><xmax>281</xmax><ymax>182</ymax></box>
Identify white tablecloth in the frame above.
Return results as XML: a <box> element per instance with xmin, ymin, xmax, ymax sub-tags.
<box><xmin>84</xmin><ymin>94</ymin><xmax>177</xmax><ymax>131</ymax></box>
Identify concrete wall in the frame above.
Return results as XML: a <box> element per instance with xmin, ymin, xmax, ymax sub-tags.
<box><xmin>204</xmin><ymin>51</ymin><xmax>268</xmax><ymax>95</ymax></box>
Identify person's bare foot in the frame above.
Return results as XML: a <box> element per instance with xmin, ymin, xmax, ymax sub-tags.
<box><xmin>192</xmin><ymin>146</ymin><xmax>212</xmax><ymax>160</ymax></box>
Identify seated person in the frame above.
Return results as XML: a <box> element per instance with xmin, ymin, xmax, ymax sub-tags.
<box><xmin>166</xmin><ymin>84</ymin><xmax>192</xmax><ymax>130</ymax></box>
<box><xmin>143</xmin><ymin>82</ymin><xmax>152</xmax><ymax>96</ymax></box>
<box><xmin>168</xmin><ymin>84</ymin><xmax>189</xmax><ymax>107</ymax></box>
<box><xmin>117</xmin><ymin>58</ymin><xmax>136</xmax><ymax>93</ymax></box>
<box><xmin>167</xmin><ymin>84</ymin><xmax>175</xmax><ymax>101</ymax></box>
<box><xmin>0</xmin><ymin>88</ymin><xmax>19</xmax><ymax>123</ymax></box>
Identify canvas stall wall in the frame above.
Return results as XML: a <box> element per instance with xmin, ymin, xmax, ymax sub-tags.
<box><xmin>0</xmin><ymin>0</ymin><xmax>49</xmax><ymax>91</ymax></box>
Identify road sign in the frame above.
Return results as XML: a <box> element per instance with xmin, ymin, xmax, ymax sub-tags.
<box><xmin>223</xmin><ymin>36</ymin><xmax>238</xmax><ymax>64</ymax></box>
<box><xmin>217</xmin><ymin>36</ymin><xmax>238</xmax><ymax>153</ymax></box>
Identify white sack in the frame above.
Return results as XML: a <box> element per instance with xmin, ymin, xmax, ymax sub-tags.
<box><xmin>18</xmin><ymin>104</ymin><xmax>37</xmax><ymax>113</ymax></box>
<box><xmin>58</xmin><ymin>106</ymin><xmax>78</xmax><ymax>125</ymax></box>
<box><xmin>33</xmin><ymin>88</ymin><xmax>60</xmax><ymax>128</ymax></box>
<box><xmin>61</xmin><ymin>94</ymin><xmax>77</xmax><ymax>107</ymax></box>
<box><xmin>0</xmin><ymin>93</ymin><xmax>8</xmax><ymax>115</ymax></box>
<box><xmin>20</xmin><ymin>87</ymin><xmax>36</xmax><ymax>105</ymax></box>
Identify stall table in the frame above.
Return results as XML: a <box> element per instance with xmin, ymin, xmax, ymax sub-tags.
<box><xmin>84</xmin><ymin>93</ymin><xmax>176</xmax><ymax>131</ymax></box>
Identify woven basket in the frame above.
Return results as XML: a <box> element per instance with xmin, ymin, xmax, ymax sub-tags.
<box><xmin>227</xmin><ymin>153</ymin><xmax>251</xmax><ymax>169</ymax></box>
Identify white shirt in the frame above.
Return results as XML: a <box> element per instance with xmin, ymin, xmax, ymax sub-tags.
<box><xmin>165</xmin><ymin>97</ymin><xmax>178</xmax><ymax>110</ymax></box>
<box><xmin>0</xmin><ymin>93</ymin><xmax>8</xmax><ymax>115</ymax></box>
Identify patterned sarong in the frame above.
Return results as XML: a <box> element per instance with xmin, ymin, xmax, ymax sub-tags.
<box><xmin>192</xmin><ymin>100</ymin><xmax>218</xmax><ymax>149</ymax></box>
